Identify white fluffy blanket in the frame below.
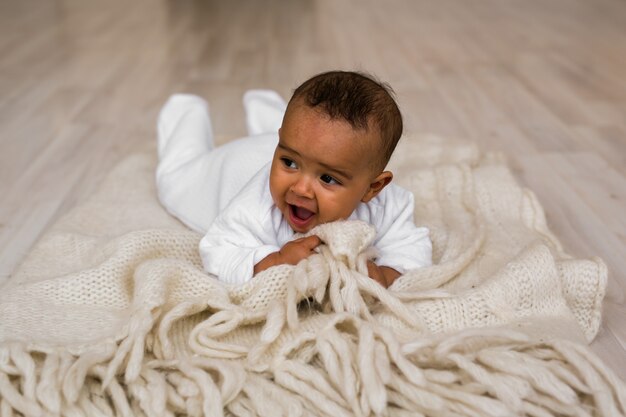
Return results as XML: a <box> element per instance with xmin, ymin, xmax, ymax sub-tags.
<box><xmin>1</xmin><ymin>135</ymin><xmax>624</xmax><ymax>417</ymax></box>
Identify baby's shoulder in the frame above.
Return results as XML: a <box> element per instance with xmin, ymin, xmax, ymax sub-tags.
<box><xmin>353</xmin><ymin>183</ymin><xmax>412</xmax><ymax>223</ymax></box>
<box><xmin>218</xmin><ymin>165</ymin><xmax>275</xmax><ymax>223</ymax></box>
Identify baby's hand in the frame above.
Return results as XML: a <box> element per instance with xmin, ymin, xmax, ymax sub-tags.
<box><xmin>254</xmin><ymin>235</ymin><xmax>321</xmax><ymax>275</ymax></box>
<box><xmin>277</xmin><ymin>236</ymin><xmax>322</xmax><ymax>265</ymax></box>
<box><xmin>367</xmin><ymin>261</ymin><xmax>401</xmax><ymax>288</ymax></box>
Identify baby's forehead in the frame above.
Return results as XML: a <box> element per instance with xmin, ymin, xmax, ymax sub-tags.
<box><xmin>285</xmin><ymin>102</ymin><xmax>385</xmax><ymax>164</ymax></box>
<box><xmin>334</xmin><ymin>122</ymin><xmax>385</xmax><ymax>170</ymax></box>
<box><xmin>300</xmin><ymin>103</ymin><xmax>382</xmax><ymax>140</ymax></box>
<box><xmin>349</xmin><ymin>124</ymin><xmax>383</xmax><ymax>151</ymax></box>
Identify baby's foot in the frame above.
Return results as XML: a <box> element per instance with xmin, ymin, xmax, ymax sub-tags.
<box><xmin>157</xmin><ymin>94</ymin><xmax>214</xmax><ymax>159</ymax></box>
<box><xmin>243</xmin><ymin>90</ymin><xmax>287</xmax><ymax>136</ymax></box>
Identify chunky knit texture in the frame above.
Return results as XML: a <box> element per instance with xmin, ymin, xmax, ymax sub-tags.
<box><xmin>1</xmin><ymin>134</ymin><xmax>624</xmax><ymax>416</ymax></box>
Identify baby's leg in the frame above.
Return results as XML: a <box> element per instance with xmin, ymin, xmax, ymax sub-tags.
<box><xmin>156</xmin><ymin>94</ymin><xmax>220</xmax><ymax>233</ymax></box>
<box><xmin>156</xmin><ymin>94</ymin><xmax>279</xmax><ymax>233</ymax></box>
<box><xmin>243</xmin><ymin>90</ymin><xmax>287</xmax><ymax>136</ymax></box>
<box><xmin>158</xmin><ymin>94</ymin><xmax>215</xmax><ymax>163</ymax></box>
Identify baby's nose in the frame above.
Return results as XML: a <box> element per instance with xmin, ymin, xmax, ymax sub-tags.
<box><xmin>290</xmin><ymin>176</ymin><xmax>314</xmax><ymax>198</ymax></box>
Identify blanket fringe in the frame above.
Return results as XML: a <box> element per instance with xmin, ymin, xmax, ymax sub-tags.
<box><xmin>260</xmin><ymin>320</ymin><xmax>626</xmax><ymax>417</ymax></box>
<box><xmin>1</xmin><ymin>322</ymin><xmax>626</xmax><ymax>416</ymax></box>
<box><xmin>193</xmin><ymin>245</ymin><xmax>431</xmax><ymax>370</ymax></box>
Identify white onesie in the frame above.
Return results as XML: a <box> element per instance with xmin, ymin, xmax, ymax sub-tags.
<box><xmin>156</xmin><ymin>92</ymin><xmax>432</xmax><ymax>285</ymax></box>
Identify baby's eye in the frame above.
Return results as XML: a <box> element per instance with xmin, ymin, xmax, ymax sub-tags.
<box><xmin>281</xmin><ymin>158</ymin><xmax>297</xmax><ymax>169</ymax></box>
<box><xmin>320</xmin><ymin>174</ymin><xmax>340</xmax><ymax>185</ymax></box>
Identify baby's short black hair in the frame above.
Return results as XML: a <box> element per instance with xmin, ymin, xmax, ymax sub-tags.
<box><xmin>287</xmin><ymin>70</ymin><xmax>403</xmax><ymax>170</ymax></box>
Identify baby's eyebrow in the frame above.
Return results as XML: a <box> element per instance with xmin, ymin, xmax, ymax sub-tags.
<box><xmin>278</xmin><ymin>141</ymin><xmax>353</xmax><ymax>180</ymax></box>
<box><xmin>318</xmin><ymin>162</ymin><xmax>353</xmax><ymax>180</ymax></box>
<box><xmin>277</xmin><ymin>142</ymin><xmax>299</xmax><ymax>156</ymax></box>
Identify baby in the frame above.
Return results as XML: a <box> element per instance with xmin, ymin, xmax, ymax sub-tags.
<box><xmin>157</xmin><ymin>71</ymin><xmax>432</xmax><ymax>288</ymax></box>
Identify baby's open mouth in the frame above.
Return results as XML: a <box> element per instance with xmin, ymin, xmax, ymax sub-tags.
<box><xmin>288</xmin><ymin>204</ymin><xmax>316</xmax><ymax>231</ymax></box>
<box><xmin>290</xmin><ymin>204</ymin><xmax>314</xmax><ymax>221</ymax></box>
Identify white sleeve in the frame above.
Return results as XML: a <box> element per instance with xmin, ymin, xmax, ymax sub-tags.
<box><xmin>199</xmin><ymin>169</ymin><xmax>280</xmax><ymax>285</ymax></box>
<box><xmin>199</xmin><ymin>211</ymin><xmax>279</xmax><ymax>284</ymax></box>
<box><xmin>373</xmin><ymin>187</ymin><xmax>432</xmax><ymax>274</ymax></box>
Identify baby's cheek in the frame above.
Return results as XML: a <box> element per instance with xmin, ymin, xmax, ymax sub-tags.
<box><xmin>269</xmin><ymin>173</ymin><xmax>287</xmax><ymax>205</ymax></box>
<box><xmin>321</xmin><ymin>196</ymin><xmax>353</xmax><ymax>222</ymax></box>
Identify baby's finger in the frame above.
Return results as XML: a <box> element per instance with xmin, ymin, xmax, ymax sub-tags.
<box><xmin>302</xmin><ymin>235</ymin><xmax>322</xmax><ymax>248</ymax></box>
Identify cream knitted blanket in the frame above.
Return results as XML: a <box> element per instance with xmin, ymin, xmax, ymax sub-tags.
<box><xmin>1</xmin><ymin>135</ymin><xmax>624</xmax><ymax>416</ymax></box>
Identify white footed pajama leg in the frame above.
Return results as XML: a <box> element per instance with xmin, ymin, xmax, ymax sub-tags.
<box><xmin>157</xmin><ymin>94</ymin><xmax>214</xmax><ymax>163</ymax></box>
<box><xmin>156</xmin><ymin>94</ymin><xmax>219</xmax><ymax>233</ymax></box>
<box><xmin>243</xmin><ymin>90</ymin><xmax>287</xmax><ymax>136</ymax></box>
<box><xmin>156</xmin><ymin>94</ymin><xmax>279</xmax><ymax>234</ymax></box>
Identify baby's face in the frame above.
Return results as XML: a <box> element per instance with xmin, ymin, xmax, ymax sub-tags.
<box><xmin>269</xmin><ymin>104</ymin><xmax>389</xmax><ymax>233</ymax></box>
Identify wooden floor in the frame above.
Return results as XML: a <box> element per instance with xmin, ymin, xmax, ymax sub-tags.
<box><xmin>1</xmin><ymin>0</ymin><xmax>624</xmax><ymax>377</ymax></box>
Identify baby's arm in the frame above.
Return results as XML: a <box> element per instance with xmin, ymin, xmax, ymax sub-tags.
<box><xmin>369</xmin><ymin>185</ymin><xmax>433</xmax><ymax>287</ymax></box>
<box><xmin>254</xmin><ymin>235</ymin><xmax>321</xmax><ymax>275</ymax></box>
<box><xmin>200</xmin><ymin>203</ymin><xmax>281</xmax><ymax>284</ymax></box>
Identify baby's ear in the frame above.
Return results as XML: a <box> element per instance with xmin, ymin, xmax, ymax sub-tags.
<box><xmin>362</xmin><ymin>171</ymin><xmax>393</xmax><ymax>203</ymax></box>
